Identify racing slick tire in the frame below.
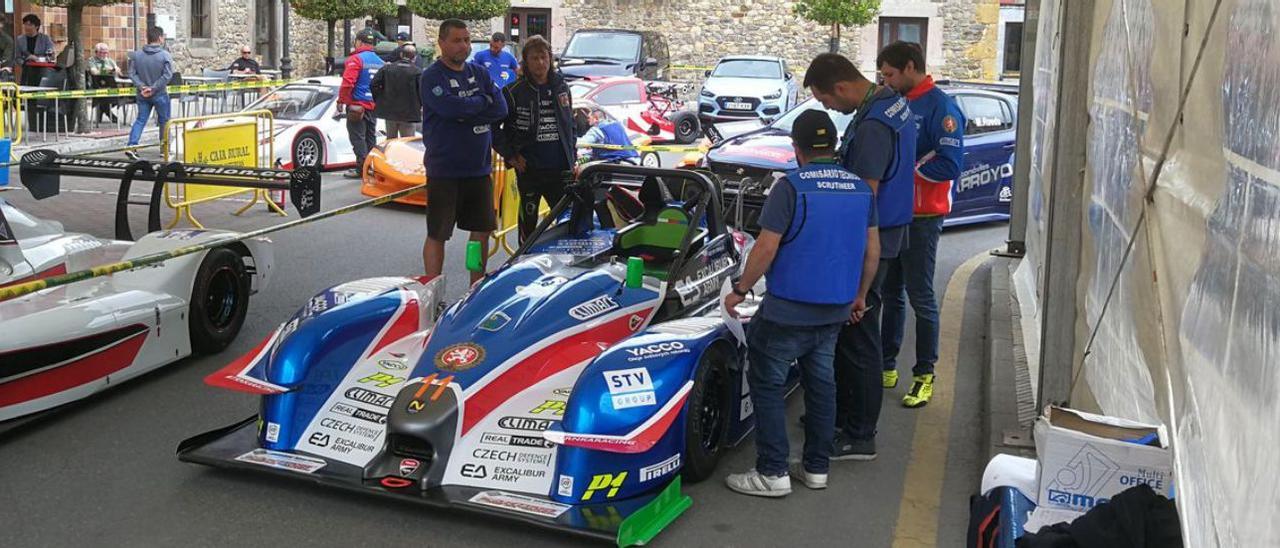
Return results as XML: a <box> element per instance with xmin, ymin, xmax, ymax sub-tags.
<box><xmin>682</xmin><ymin>343</ymin><xmax>734</xmax><ymax>482</ymax></box>
<box><xmin>189</xmin><ymin>247</ymin><xmax>250</xmax><ymax>355</ymax></box>
<box><xmin>293</xmin><ymin>131</ymin><xmax>324</xmax><ymax>170</ymax></box>
<box><xmin>672</xmin><ymin>111</ymin><xmax>701</xmax><ymax>144</ymax></box>
<box><xmin>640</xmin><ymin>151</ymin><xmax>661</xmax><ymax>168</ymax></box>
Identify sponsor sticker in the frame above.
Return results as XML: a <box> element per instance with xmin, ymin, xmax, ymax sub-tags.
<box><xmin>473</xmin><ymin>448</ymin><xmax>553</xmax><ymax>466</ymax></box>
<box><xmin>569</xmin><ymin>295</ymin><xmax>619</xmax><ymax>321</ymax></box>
<box><xmin>234</xmin><ymin>449</ymin><xmax>327</xmax><ymax>474</ymax></box>
<box><xmin>482</xmin><ymin>432</ymin><xmax>555</xmax><ymax>449</ymax></box>
<box><xmin>603</xmin><ymin>367</ymin><xmax>658</xmax><ymax>409</ymax></box>
<box><xmin>497</xmin><ymin>416</ymin><xmax>555</xmax><ymax>432</ymax></box>
<box><xmin>469</xmin><ymin>491</ymin><xmax>571</xmax><ymax>518</ymax></box>
<box><xmin>399</xmin><ymin>458</ymin><xmax>421</xmax><ymax>476</ymax></box>
<box><xmin>529</xmin><ymin>399</ymin><xmax>566</xmax><ymax>416</ymax></box>
<box><xmin>378</xmin><ymin>359</ymin><xmax>408</xmax><ymax>371</ymax></box>
<box><xmin>461</xmin><ymin>463</ymin><xmax>488</xmax><ymax>478</ymax></box>
<box><xmin>359</xmin><ymin>372</ymin><xmax>405</xmax><ymax>388</ymax></box>
<box><xmin>640</xmin><ymin>454</ymin><xmax>681</xmax><ymax>482</ymax></box>
<box><xmin>582</xmin><ymin>472</ymin><xmax>627</xmax><ymax>501</ymax></box>
<box><xmin>265</xmin><ymin>422</ymin><xmax>280</xmax><ymax>443</ymax></box>
<box><xmin>479</xmin><ymin>311</ymin><xmax>511</xmax><ymax>332</ymax></box>
<box><xmin>624</xmin><ymin>341</ymin><xmax>689</xmax><ymax>361</ymax></box>
<box><xmin>629</xmin><ymin>314</ymin><xmax>644</xmax><ymax>331</ymax></box>
<box><xmin>942</xmin><ymin>114</ymin><xmax>959</xmax><ymax>134</ymax></box>
<box><xmin>558</xmin><ymin>475</ymin><xmax>574</xmax><ymax>497</ymax></box>
<box><xmin>345</xmin><ymin>387</ymin><xmax>395</xmax><ymax>409</ymax></box>
<box><xmin>435</xmin><ymin>342</ymin><xmax>485</xmax><ymax>372</ymax></box>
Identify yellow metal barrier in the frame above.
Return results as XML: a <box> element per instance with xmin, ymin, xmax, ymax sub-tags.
<box><xmin>161</xmin><ymin>110</ymin><xmax>282</xmax><ymax>228</ymax></box>
<box><xmin>0</xmin><ymin>82</ymin><xmax>23</xmax><ymax>154</ymax></box>
<box><xmin>488</xmin><ymin>154</ymin><xmax>552</xmax><ymax>258</ymax></box>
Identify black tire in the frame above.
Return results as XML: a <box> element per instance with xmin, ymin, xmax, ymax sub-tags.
<box><xmin>672</xmin><ymin>111</ymin><xmax>700</xmax><ymax>144</ymax></box>
<box><xmin>292</xmin><ymin>131</ymin><xmax>324</xmax><ymax>170</ymax></box>
<box><xmin>682</xmin><ymin>344</ymin><xmax>733</xmax><ymax>482</ymax></box>
<box><xmin>189</xmin><ymin>247</ymin><xmax>250</xmax><ymax>355</ymax></box>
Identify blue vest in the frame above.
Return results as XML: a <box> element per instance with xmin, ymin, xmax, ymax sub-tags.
<box><xmin>352</xmin><ymin>50</ymin><xmax>385</xmax><ymax>103</ymax></box>
<box><xmin>768</xmin><ymin>162</ymin><xmax>875</xmax><ymax>305</ymax></box>
<box><xmin>594</xmin><ymin>120</ymin><xmax>639</xmax><ymax>161</ymax></box>
<box><xmin>856</xmin><ymin>94</ymin><xmax>917</xmax><ymax>228</ymax></box>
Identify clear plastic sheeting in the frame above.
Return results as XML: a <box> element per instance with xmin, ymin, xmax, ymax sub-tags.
<box><xmin>1023</xmin><ymin>0</ymin><xmax>1063</xmax><ymax>303</ymax></box>
<box><xmin>1174</xmin><ymin>0</ymin><xmax>1280</xmax><ymax>544</ymax></box>
<box><xmin>1081</xmin><ymin>0</ymin><xmax>1158</xmax><ymax>423</ymax></box>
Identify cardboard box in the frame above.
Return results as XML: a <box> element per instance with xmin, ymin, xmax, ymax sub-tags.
<box><xmin>1034</xmin><ymin>406</ymin><xmax>1175</xmax><ymax>515</ymax></box>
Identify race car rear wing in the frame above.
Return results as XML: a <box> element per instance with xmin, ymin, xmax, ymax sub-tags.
<box><xmin>18</xmin><ymin>149</ymin><xmax>321</xmax><ymax>240</ymax></box>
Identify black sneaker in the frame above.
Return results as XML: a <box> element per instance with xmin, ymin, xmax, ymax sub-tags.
<box><xmin>831</xmin><ymin>434</ymin><xmax>877</xmax><ymax>461</ymax></box>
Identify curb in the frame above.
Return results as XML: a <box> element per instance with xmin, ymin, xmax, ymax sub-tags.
<box><xmin>984</xmin><ymin>254</ymin><xmax>1035</xmax><ymax>463</ymax></box>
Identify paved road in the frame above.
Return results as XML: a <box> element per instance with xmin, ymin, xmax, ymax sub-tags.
<box><xmin>0</xmin><ymin>167</ymin><xmax>1006</xmax><ymax>547</ymax></box>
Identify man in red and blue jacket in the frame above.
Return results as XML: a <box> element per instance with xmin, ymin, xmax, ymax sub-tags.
<box><xmin>338</xmin><ymin>28</ymin><xmax>385</xmax><ymax>178</ymax></box>
<box><xmin>876</xmin><ymin>41</ymin><xmax>966</xmax><ymax>408</ymax></box>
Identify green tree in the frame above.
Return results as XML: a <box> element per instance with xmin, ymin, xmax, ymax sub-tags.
<box><xmin>31</xmin><ymin>0</ymin><xmax>132</xmax><ymax>133</ymax></box>
<box><xmin>406</xmin><ymin>0</ymin><xmax>509</xmax><ymax>21</ymax></box>
<box><xmin>292</xmin><ymin>0</ymin><xmax>397</xmax><ymax>63</ymax></box>
<box><xmin>793</xmin><ymin>0</ymin><xmax>881</xmax><ymax>53</ymax></box>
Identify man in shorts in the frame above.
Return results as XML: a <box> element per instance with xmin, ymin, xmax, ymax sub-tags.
<box><xmin>420</xmin><ymin>19</ymin><xmax>509</xmax><ymax>283</ymax></box>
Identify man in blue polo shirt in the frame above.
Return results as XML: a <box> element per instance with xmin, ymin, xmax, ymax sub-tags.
<box><xmin>804</xmin><ymin>53</ymin><xmax>917</xmax><ymax>462</ymax></box>
<box><xmin>722</xmin><ymin>109</ymin><xmax>880</xmax><ymax>498</ymax></box>
<box><xmin>420</xmin><ymin>20</ymin><xmax>509</xmax><ymax>284</ymax></box>
<box><xmin>473</xmin><ymin>32</ymin><xmax>518</xmax><ymax>88</ymax></box>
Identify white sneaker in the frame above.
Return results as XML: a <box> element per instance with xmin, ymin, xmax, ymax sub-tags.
<box><xmin>789</xmin><ymin>463</ymin><xmax>828</xmax><ymax>490</ymax></box>
<box><xmin>725</xmin><ymin>468</ymin><xmax>791</xmax><ymax>498</ymax></box>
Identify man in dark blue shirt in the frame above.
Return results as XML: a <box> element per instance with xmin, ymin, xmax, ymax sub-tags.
<box><xmin>420</xmin><ymin>20</ymin><xmax>509</xmax><ymax>283</ymax></box>
<box><xmin>804</xmin><ymin>53</ymin><xmax>918</xmax><ymax>461</ymax></box>
<box><xmin>472</xmin><ymin>32</ymin><xmax>518</xmax><ymax>88</ymax></box>
<box><xmin>723</xmin><ymin>109</ymin><xmax>879</xmax><ymax>498</ymax></box>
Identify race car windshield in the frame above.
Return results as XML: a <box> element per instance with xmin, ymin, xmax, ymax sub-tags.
<box><xmin>771</xmin><ymin>98</ymin><xmax>855</xmax><ymax>137</ymax></box>
<box><xmin>247</xmin><ymin>87</ymin><xmax>335</xmax><ymax>121</ymax></box>
<box><xmin>563</xmin><ymin>33</ymin><xmax>641</xmax><ymax>62</ymax></box>
<box><xmin>712</xmin><ymin>59</ymin><xmax>782</xmax><ymax>79</ymax></box>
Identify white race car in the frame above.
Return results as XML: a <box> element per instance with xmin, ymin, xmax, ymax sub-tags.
<box><xmin>0</xmin><ymin>194</ymin><xmax>273</xmax><ymax>427</ymax></box>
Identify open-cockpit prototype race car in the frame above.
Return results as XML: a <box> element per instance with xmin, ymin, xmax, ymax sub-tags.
<box><xmin>180</xmin><ymin>164</ymin><xmax>765</xmax><ymax>545</ymax></box>
<box><xmin>1</xmin><ymin>151</ymin><xmax>321</xmax><ymax>430</ymax></box>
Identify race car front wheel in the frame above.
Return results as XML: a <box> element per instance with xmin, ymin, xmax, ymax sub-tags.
<box><xmin>189</xmin><ymin>247</ymin><xmax>250</xmax><ymax>354</ymax></box>
<box><xmin>682</xmin><ymin>344</ymin><xmax>733</xmax><ymax>482</ymax></box>
<box><xmin>672</xmin><ymin>111</ymin><xmax>700</xmax><ymax>144</ymax></box>
<box><xmin>293</xmin><ymin>132</ymin><xmax>323</xmax><ymax>170</ymax></box>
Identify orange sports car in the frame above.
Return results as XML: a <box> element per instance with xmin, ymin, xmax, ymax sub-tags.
<box><xmin>361</xmin><ymin>137</ymin><xmax>429</xmax><ymax>206</ymax></box>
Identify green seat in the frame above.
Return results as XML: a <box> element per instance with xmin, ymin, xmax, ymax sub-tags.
<box><xmin>616</xmin><ymin>206</ymin><xmax>702</xmax><ymax>281</ymax></box>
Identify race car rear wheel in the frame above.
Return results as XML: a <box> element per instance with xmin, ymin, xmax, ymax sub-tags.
<box><xmin>293</xmin><ymin>131</ymin><xmax>323</xmax><ymax>170</ymax></box>
<box><xmin>189</xmin><ymin>247</ymin><xmax>250</xmax><ymax>354</ymax></box>
<box><xmin>682</xmin><ymin>344</ymin><xmax>733</xmax><ymax>482</ymax></box>
<box><xmin>672</xmin><ymin>111</ymin><xmax>700</xmax><ymax>144</ymax></box>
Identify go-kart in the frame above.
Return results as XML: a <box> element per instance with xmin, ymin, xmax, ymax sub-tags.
<box><xmin>180</xmin><ymin>164</ymin><xmax>764</xmax><ymax>545</ymax></box>
<box><xmin>626</xmin><ymin>82</ymin><xmax>702</xmax><ymax>145</ymax></box>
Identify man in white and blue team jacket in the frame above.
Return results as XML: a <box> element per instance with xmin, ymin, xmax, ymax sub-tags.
<box><xmin>420</xmin><ymin>19</ymin><xmax>508</xmax><ymax>284</ymax></box>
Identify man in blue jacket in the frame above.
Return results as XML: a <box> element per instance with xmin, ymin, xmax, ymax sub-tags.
<box><xmin>473</xmin><ymin>32</ymin><xmax>518</xmax><ymax>88</ymax></box>
<box><xmin>722</xmin><ymin>109</ymin><xmax>879</xmax><ymax>497</ymax></box>
<box><xmin>804</xmin><ymin>53</ymin><xmax>917</xmax><ymax>462</ymax></box>
<box><xmin>876</xmin><ymin>41</ymin><xmax>966</xmax><ymax>408</ymax></box>
<box><xmin>126</xmin><ymin>26</ymin><xmax>174</xmax><ymax>152</ymax></box>
<box><xmin>421</xmin><ymin>20</ymin><xmax>508</xmax><ymax>283</ymax></box>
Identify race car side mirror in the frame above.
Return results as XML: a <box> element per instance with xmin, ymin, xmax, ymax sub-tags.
<box><xmin>704</xmin><ymin>69</ymin><xmax>711</xmax><ymax>77</ymax></box>
<box><xmin>466</xmin><ymin>241</ymin><xmax>483</xmax><ymax>273</ymax></box>
<box><xmin>625</xmin><ymin>256</ymin><xmax>643</xmax><ymax>289</ymax></box>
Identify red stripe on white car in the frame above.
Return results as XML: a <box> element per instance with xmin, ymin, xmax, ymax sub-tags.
<box><xmin>0</xmin><ymin>328</ymin><xmax>149</xmax><ymax>406</ymax></box>
<box><xmin>459</xmin><ymin>306</ymin><xmax>655</xmax><ymax>435</ymax></box>
<box><xmin>543</xmin><ymin>380</ymin><xmax>693</xmax><ymax>453</ymax></box>
<box><xmin>204</xmin><ymin>331</ymin><xmax>287</xmax><ymax>395</ymax></box>
<box><xmin>365</xmin><ymin>294</ymin><xmax>420</xmax><ymax>359</ymax></box>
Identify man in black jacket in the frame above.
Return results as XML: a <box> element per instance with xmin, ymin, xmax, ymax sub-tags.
<box><xmin>371</xmin><ymin>45</ymin><xmax>423</xmax><ymax>139</ymax></box>
<box><xmin>492</xmin><ymin>35</ymin><xmax>576</xmax><ymax>242</ymax></box>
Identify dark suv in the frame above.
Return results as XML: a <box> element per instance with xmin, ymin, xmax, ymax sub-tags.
<box><xmin>558</xmin><ymin>29</ymin><xmax>669</xmax><ymax>80</ymax></box>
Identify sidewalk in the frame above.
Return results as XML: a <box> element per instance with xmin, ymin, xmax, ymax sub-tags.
<box><xmin>984</xmin><ymin>254</ymin><xmax>1037</xmax><ymax>462</ymax></box>
<box><xmin>11</xmin><ymin>126</ymin><xmax>158</xmax><ymax>157</ymax></box>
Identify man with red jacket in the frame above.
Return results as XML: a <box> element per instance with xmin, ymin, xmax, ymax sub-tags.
<box><xmin>875</xmin><ymin>41</ymin><xmax>965</xmax><ymax>408</ymax></box>
<box><xmin>339</xmin><ymin>29</ymin><xmax>386</xmax><ymax>178</ymax></box>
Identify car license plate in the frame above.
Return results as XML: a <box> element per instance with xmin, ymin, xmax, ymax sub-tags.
<box><xmin>725</xmin><ymin>101</ymin><xmax>752</xmax><ymax>111</ymax></box>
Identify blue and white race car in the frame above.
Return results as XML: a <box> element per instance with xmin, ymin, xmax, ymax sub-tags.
<box><xmin>180</xmin><ymin>165</ymin><xmax>766</xmax><ymax>545</ymax></box>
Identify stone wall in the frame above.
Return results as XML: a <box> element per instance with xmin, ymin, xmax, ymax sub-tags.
<box><xmin>938</xmin><ymin>0</ymin><xmax>1000</xmax><ymax>80</ymax></box>
<box><xmin>150</xmin><ymin>0</ymin><xmax>330</xmax><ymax>78</ymax></box>
<box><xmin>558</xmin><ymin>0</ymin><xmax>845</xmax><ymax>83</ymax></box>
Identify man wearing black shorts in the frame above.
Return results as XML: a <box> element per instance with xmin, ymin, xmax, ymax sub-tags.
<box><xmin>420</xmin><ymin>19</ymin><xmax>509</xmax><ymax>283</ymax></box>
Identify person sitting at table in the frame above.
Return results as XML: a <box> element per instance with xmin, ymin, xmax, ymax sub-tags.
<box><xmin>88</xmin><ymin>43</ymin><xmax>123</xmax><ymax>124</ymax></box>
<box><xmin>228</xmin><ymin>46</ymin><xmax>261</xmax><ymax>76</ymax></box>
<box><xmin>15</xmin><ymin>14</ymin><xmax>55</xmax><ymax>87</ymax></box>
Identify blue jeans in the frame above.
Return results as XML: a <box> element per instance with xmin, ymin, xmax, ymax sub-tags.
<box><xmin>881</xmin><ymin>216</ymin><xmax>943</xmax><ymax>376</ymax></box>
<box><xmin>128</xmin><ymin>92</ymin><xmax>170</xmax><ymax>146</ymax></box>
<box><xmin>746</xmin><ymin>317</ymin><xmax>840</xmax><ymax>476</ymax></box>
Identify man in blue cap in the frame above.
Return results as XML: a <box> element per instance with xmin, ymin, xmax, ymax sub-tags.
<box><xmin>722</xmin><ymin>109</ymin><xmax>880</xmax><ymax>497</ymax></box>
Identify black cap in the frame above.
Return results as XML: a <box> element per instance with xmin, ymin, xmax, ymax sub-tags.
<box><xmin>492</xmin><ymin>32</ymin><xmax>506</xmax><ymax>42</ymax></box>
<box><xmin>356</xmin><ymin>28</ymin><xmax>379</xmax><ymax>44</ymax></box>
<box><xmin>790</xmin><ymin>109</ymin><xmax>837</xmax><ymax>151</ymax></box>
<box><xmin>396</xmin><ymin>32</ymin><xmax>410</xmax><ymax>41</ymax></box>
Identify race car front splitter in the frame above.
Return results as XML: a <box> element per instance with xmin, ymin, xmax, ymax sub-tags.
<box><xmin>178</xmin><ymin>417</ymin><xmax>691</xmax><ymax>547</ymax></box>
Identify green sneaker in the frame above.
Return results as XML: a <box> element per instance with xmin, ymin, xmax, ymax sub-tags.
<box><xmin>882</xmin><ymin>370</ymin><xmax>899</xmax><ymax>389</ymax></box>
<box><xmin>902</xmin><ymin>374</ymin><xmax>935</xmax><ymax>408</ymax></box>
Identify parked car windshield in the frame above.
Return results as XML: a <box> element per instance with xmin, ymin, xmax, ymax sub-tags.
<box><xmin>564</xmin><ymin>32</ymin><xmax>641</xmax><ymax>62</ymax></box>
<box><xmin>712</xmin><ymin>59</ymin><xmax>782</xmax><ymax>79</ymax></box>
<box><xmin>771</xmin><ymin>98</ymin><xmax>855</xmax><ymax>137</ymax></box>
<box><xmin>247</xmin><ymin>86</ymin><xmax>335</xmax><ymax>121</ymax></box>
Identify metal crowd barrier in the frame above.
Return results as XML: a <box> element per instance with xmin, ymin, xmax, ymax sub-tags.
<box><xmin>161</xmin><ymin>109</ymin><xmax>280</xmax><ymax>228</ymax></box>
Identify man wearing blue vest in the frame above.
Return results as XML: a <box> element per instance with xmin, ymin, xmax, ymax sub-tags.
<box><xmin>574</xmin><ymin>105</ymin><xmax>639</xmax><ymax>163</ymax></box>
<box><xmin>723</xmin><ymin>110</ymin><xmax>880</xmax><ymax>497</ymax></box>
<box><xmin>804</xmin><ymin>53</ymin><xmax>917</xmax><ymax>461</ymax></box>
<box><xmin>338</xmin><ymin>28</ymin><xmax>385</xmax><ymax>178</ymax></box>
<box><xmin>473</xmin><ymin>32</ymin><xmax>519</xmax><ymax>88</ymax></box>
